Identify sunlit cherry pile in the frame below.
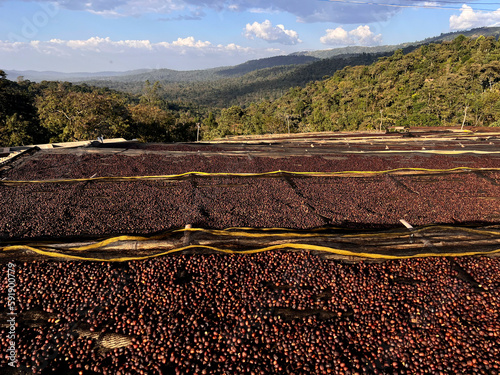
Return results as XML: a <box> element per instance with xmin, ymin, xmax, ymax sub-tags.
<box><xmin>1</xmin><ymin>252</ymin><xmax>499</xmax><ymax>374</ymax></box>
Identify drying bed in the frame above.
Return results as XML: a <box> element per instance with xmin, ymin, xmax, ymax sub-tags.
<box><xmin>2</xmin><ymin>171</ymin><xmax>500</xmax><ymax>241</ymax></box>
<box><xmin>1</xmin><ymin>170</ymin><xmax>500</xmax><ymax>241</ymax></box>
<box><xmin>2</xmin><ymin>138</ymin><xmax>500</xmax><ymax>242</ymax></box>
<box><xmin>1</xmin><ymin>134</ymin><xmax>500</xmax><ymax>375</ymax></box>
<box><xmin>3</xmin><ymin>149</ymin><xmax>500</xmax><ymax>181</ymax></box>
<box><xmin>1</xmin><ymin>253</ymin><xmax>499</xmax><ymax>374</ymax></box>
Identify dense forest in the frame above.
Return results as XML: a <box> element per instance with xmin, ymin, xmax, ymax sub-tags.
<box><xmin>76</xmin><ymin>27</ymin><xmax>500</xmax><ymax>108</ymax></box>
<box><xmin>208</xmin><ymin>35</ymin><xmax>500</xmax><ymax>138</ymax></box>
<box><xmin>0</xmin><ymin>74</ymin><xmax>201</xmax><ymax>147</ymax></box>
<box><xmin>85</xmin><ymin>52</ymin><xmax>390</xmax><ymax>107</ymax></box>
<box><xmin>2</xmin><ymin>34</ymin><xmax>500</xmax><ymax>147</ymax></box>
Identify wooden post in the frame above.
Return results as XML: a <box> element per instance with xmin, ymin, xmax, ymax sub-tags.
<box><xmin>461</xmin><ymin>106</ymin><xmax>468</xmax><ymax>131</ymax></box>
<box><xmin>380</xmin><ymin>109</ymin><xmax>383</xmax><ymax>132</ymax></box>
<box><xmin>183</xmin><ymin>224</ymin><xmax>192</xmax><ymax>246</ymax></box>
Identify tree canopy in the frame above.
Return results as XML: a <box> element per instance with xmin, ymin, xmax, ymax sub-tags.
<box><xmin>204</xmin><ymin>35</ymin><xmax>500</xmax><ymax>138</ymax></box>
<box><xmin>3</xmin><ymin>35</ymin><xmax>500</xmax><ymax>146</ymax></box>
<box><xmin>0</xmin><ymin>77</ymin><xmax>201</xmax><ymax>146</ymax></box>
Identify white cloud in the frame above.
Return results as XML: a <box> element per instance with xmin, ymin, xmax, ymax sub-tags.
<box><xmin>0</xmin><ymin>36</ymin><xmax>282</xmax><ymax>72</ymax></box>
<box><xmin>186</xmin><ymin>0</ymin><xmax>398</xmax><ymax>23</ymax></box>
<box><xmin>320</xmin><ymin>25</ymin><xmax>382</xmax><ymax>46</ymax></box>
<box><xmin>450</xmin><ymin>5</ymin><xmax>500</xmax><ymax>30</ymax></box>
<box><xmin>8</xmin><ymin>0</ymin><xmax>400</xmax><ymax>23</ymax></box>
<box><xmin>86</xmin><ymin>0</ymin><xmax>183</xmax><ymax>15</ymax></box>
<box><xmin>0</xmin><ymin>40</ymin><xmax>25</xmax><ymax>52</ymax></box>
<box><xmin>320</xmin><ymin>27</ymin><xmax>350</xmax><ymax>45</ymax></box>
<box><xmin>245</xmin><ymin>20</ymin><xmax>301</xmax><ymax>45</ymax></box>
<box><xmin>171</xmin><ymin>36</ymin><xmax>211</xmax><ymax>48</ymax></box>
<box><xmin>87</xmin><ymin>8</ymin><xmax>125</xmax><ymax>17</ymax></box>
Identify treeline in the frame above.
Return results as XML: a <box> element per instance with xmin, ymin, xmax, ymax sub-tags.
<box><xmin>0</xmin><ymin>74</ymin><xmax>201</xmax><ymax>147</ymax></box>
<box><xmin>3</xmin><ymin>35</ymin><xmax>500</xmax><ymax>146</ymax></box>
<box><xmin>86</xmin><ymin>52</ymin><xmax>392</xmax><ymax>108</ymax></box>
<box><xmin>209</xmin><ymin>35</ymin><xmax>500</xmax><ymax>137</ymax></box>
<box><xmin>84</xmin><ymin>28</ymin><xmax>500</xmax><ymax>109</ymax></box>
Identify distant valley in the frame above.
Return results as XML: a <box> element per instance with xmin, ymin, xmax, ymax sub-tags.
<box><xmin>3</xmin><ymin>27</ymin><xmax>500</xmax><ymax>148</ymax></box>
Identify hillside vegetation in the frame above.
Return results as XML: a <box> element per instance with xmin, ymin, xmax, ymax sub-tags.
<box><xmin>207</xmin><ymin>35</ymin><xmax>500</xmax><ymax>138</ymax></box>
<box><xmin>84</xmin><ymin>53</ymin><xmax>388</xmax><ymax>107</ymax></box>
<box><xmin>293</xmin><ymin>26</ymin><xmax>500</xmax><ymax>59</ymax></box>
<box><xmin>0</xmin><ymin>75</ymin><xmax>201</xmax><ymax>147</ymax></box>
<box><xmin>3</xmin><ymin>34</ymin><xmax>500</xmax><ymax>147</ymax></box>
<box><xmin>80</xmin><ymin>27</ymin><xmax>500</xmax><ymax>108</ymax></box>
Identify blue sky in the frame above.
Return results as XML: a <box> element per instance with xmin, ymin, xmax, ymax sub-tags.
<box><xmin>1</xmin><ymin>0</ymin><xmax>500</xmax><ymax>72</ymax></box>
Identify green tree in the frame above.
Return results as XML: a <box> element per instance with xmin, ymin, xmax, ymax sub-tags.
<box><xmin>0</xmin><ymin>70</ymin><xmax>44</xmax><ymax>146</ymax></box>
<box><xmin>204</xmin><ymin>112</ymin><xmax>218</xmax><ymax>131</ymax></box>
<box><xmin>140</xmin><ymin>80</ymin><xmax>164</xmax><ymax>108</ymax></box>
<box><xmin>218</xmin><ymin>106</ymin><xmax>245</xmax><ymax>135</ymax></box>
<box><xmin>172</xmin><ymin>111</ymin><xmax>197</xmax><ymax>142</ymax></box>
<box><xmin>1</xmin><ymin>114</ymin><xmax>33</xmax><ymax>146</ymax></box>
<box><xmin>37</xmin><ymin>87</ymin><xmax>130</xmax><ymax>142</ymax></box>
<box><xmin>129</xmin><ymin>103</ymin><xmax>174</xmax><ymax>143</ymax></box>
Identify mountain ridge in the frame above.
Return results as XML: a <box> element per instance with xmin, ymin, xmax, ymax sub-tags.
<box><xmin>292</xmin><ymin>26</ymin><xmax>500</xmax><ymax>59</ymax></box>
<box><xmin>6</xmin><ymin>27</ymin><xmax>500</xmax><ymax>84</ymax></box>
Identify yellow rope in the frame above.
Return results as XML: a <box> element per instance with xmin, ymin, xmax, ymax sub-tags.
<box><xmin>29</xmin><ymin>225</ymin><xmax>500</xmax><ymax>252</ymax></box>
<box><xmin>342</xmin><ymin>150</ymin><xmax>500</xmax><ymax>155</ymax></box>
<box><xmin>2</xmin><ymin>167</ymin><xmax>499</xmax><ymax>185</ymax></box>
<box><xmin>3</xmin><ymin>243</ymin><xmax>500</xmax><ymax>262</ymax></box>
<box><xmin>2</xmin><ymin>225</ymin><xmax>500</xmax><ymax>262</ymax></box>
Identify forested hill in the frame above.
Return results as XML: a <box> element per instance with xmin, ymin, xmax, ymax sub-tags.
<box><xmin>0</xmin><ymin>73</ymin><xmax>202</xmax><ymax>147</ymax></box>
<box><xmin>207</xmin><ymin>35</ymin><xmax>500</xmax><ymax>138</ymax></box>
<box><xmin>6</xmin><ymin>55</ymin><xmax>320</xmax><ymax>84</ymax></box>
<box><xmin>82</xmin><ymin>27</ymin><xmax>500</xmax><ymax>108</ymax></box>
<box><xmin>292</xmin><ymin>26</ymin><xmax>500</xmax><ymax>59</ymax></box>
<box><xmin>85</xmin><ymin>52</ymin><xmax>393</xmax><ymax>107</ymax></box>
<box><xmin>7</xmin><ymin>27</ymin><xmax>500</xmax><ymax>109</ymax></box>
<box><xmin>4</xmin><ymin>34</ymin><xmax>500</xmax><ymax>147</ymax></box>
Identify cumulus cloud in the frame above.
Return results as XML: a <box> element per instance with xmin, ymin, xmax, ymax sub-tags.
<box><xmin>450</xmin><ymin>5</ymin><xmax>500</xmax><ymax>30</ymax></box>
<box><xmin>171</xmin><ymin>36</ymin><xmax>211</xmax><ymax>47</ymax></box>
<box><xmin>6</xmin><ymin>0</ymin><xmax>400</xmax><ymax>23</ymax></box>
<box><xmin>0</xmin><ymin>36</ymin><xmax>282</xmax><ymax>72</ymax></box>
<box><xmin>1</xmin><ymin>36</ymin><xmax>237</xmax><ymax>54</ymax></box>
<box><xmin>320</xmin><ymin>25</ymin><xmax>382</xmax><ymax>46</ymax></box>
<box><xmin>245</xmin><ymin>20</ymin><xmax>301</xmax><ymax>45</ymax></box>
